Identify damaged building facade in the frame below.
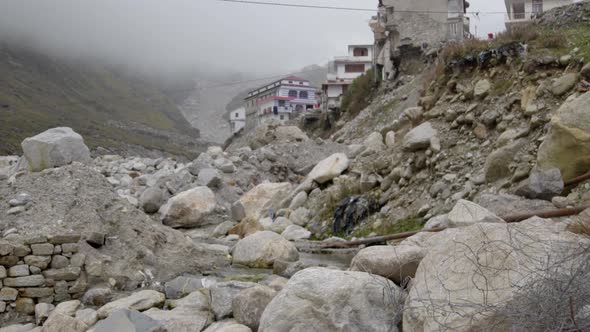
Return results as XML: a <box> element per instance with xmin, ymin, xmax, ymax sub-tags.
<box><xmin>370</xmin><ymin>0</ymin><xmax>471</xmax><ymax>80</ymax></box>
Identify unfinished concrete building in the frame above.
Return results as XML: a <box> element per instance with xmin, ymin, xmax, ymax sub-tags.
<box><xmin>370</xmin><ymin>0</ymin><xmax>471</xmax><ymax>80</ymax></box>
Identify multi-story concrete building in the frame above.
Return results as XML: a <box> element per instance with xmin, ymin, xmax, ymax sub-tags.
<box><xmin>370</xmin><ymin>0</ymin><xmax>471</xmax><ymax>80</ymax></box>
<box><xmin>321</xmin><ymin>45</ymin><xmax>374</xmax><ymax>111</ymax></box>
<box><xmin>244</xmin><ymin>76</ymin><xmax>318</xmax><ymax>128</ymax></box>
<box><xmin>229</xmin><ymin>106</ymin><xmax>246</xmax><ymax>135</ymax></box>
<box><xmin>504</xmin><ymin>0</ymin><xmax>573</xmax><ymax>31</ymax></box>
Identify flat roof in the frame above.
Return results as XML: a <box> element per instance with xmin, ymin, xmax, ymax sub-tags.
<box><xmin>246</xmin><ymin>76</ymin><xmax>311</xmax><ymax>97</ymax></box>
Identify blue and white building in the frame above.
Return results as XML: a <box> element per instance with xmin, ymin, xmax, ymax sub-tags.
<box><xmin>244</xmin><ymin>76</ymin><xmax>319</xmax><ymax>127</ymax></box>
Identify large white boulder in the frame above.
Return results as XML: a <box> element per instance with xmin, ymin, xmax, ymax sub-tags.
<box><xmin>21</xmin><ymin>127</ymin><xmax>91</xmax><ymax>172</ymax></box>
<box><xmin>232</xmin><ymin>231</ymin><xmax>299</xmax><ymax>268</ymax></box>
<box><xmin>447</xmin><ymin>199</ymin><xmax>504</xmax><ymax>228</ymax></box>
<box><xmin>239</xmin><ymin>183</ymin><xmax>292</xmax><ymax>220</ymax></box>
<box><xmin>403</xmin><ymin>219</ymin><xmax>587</xmax><ymax>332</ymax></box>
<box><xmin>160</xmin><ymin>187</ymin><xmax>216</xmax><ymax>228</ymax></box>
<box><xmin>305</xmin><ymin>153</ymin><xmax>350</xmax><ymax>184</ymax></box>
<box><xmin>259</xmin><ymin>267</ymin><xmax>405</xmax><ymax>332</ymax></box>
<box><xmin>349</xmin><ymin>245</ymin><xmax>427</xmax><ymax>284</ymax></box>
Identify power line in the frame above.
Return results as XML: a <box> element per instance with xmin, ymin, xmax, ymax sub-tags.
<box><xmin>217</xmin><ymin>0</ymin><xmax>513</xmax><ymax>15</ymax></box>
<box><xmin>218</xmin><ymin>0</ymin><xmax>374</xmax><ymax>12</ymax></box>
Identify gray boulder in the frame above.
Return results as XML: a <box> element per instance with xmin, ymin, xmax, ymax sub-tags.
<box><xmin>97</xmin><ymin>290</ymin><xmax>165</xmax><ymax>319</ymax></box>
<box><xmin>484</xmin><ymin>139</ymin><xmax>527</xmax><ymax>182</ymax></box>
<box><xmin>551</xmin><ymin>73</ymin><xmax>578</xmax><ymax>96</ymax></box>
<box><xmin>94</xmin><ymin>309</ymin><xmax>164</xmax><ymax>332</ymax></box>
<box><xmin>289</xmin><ymin>207</ymin><xmax>310</xmax><ymax>227</ymax></box>
<box><xmin>210</xmin><ymin>281</ymin><xmax>258</xmax><ymax>320</ymax></box>
<box><xmin>288</xmin><ymin>191</ymin><xmax>307</xmax><ymax>210</ymax></box>
<box><xmin>232</xmin><ymin>231</ymin><xmax>299</xmax><ymax>268</ymax></box>
<box><xmin>197</xmin><ymin>168</ymin><xmax>222</xmax><ymax>188</ymax></box>
<box><xmin>363</xmin><ymin>132</ymin><xmax>386</xmax><ymax>152</ymax></box>
<box><xmin>424</xmin><ymin>214</ymin><xmax>449</xmax><ymax>230</ymax></box>
<box><xmin>140</xmin><ymin>187</ymin><xmax>166</xmax><ymax>214</ymax></box>
<box><xmin>537</xmin><ymin>92</ymin><xmax>590</xmax><ymax>180</ymax></box>
<box><xmin>305</xmin><ymin>153</ymin><xmax>350</xmax><ymax>184</ymax></box>
<box><xmin>164</xmin><ymin>275</ymin><xmax>204</xmax><ymax>299</ymax></box>
<box><xmin>260</xmin><ymin>216</ymin><xmax>292</xmax><ymax>234</ymax></box>
<box><xmin>239</xmin><ymin>183</ymin><xmax>292</xmax><ymax>220</ymax></box>
<box><xmin>280</xmin><ymin>225</ymin><xmax>311</xmax><ymax>241</ymax></box>
<box><xmin>448</xmin><ymin>199</ymin><xmax>504</xmax><ymax>228</ymax></box>
<box><xmin>21</xmin><ymin>127</ymin><xmax>91</xmax><ymax>172</ymax></box>
<box><xmin>404</xmin><ymin>219</ymin><xmax>588</xmax><ymax>331</ymax></box>
<box><xmin>403</xmin><ymin>122</ymin><xmax>438</xmax><ymax>152</ymax></box>
<box><xmin>259</xmin><ymin>267</ymin><xmax>405</xmax><ymax>332</ymax></box>
<box><xmin>142</xmin><ymin>289</ymin><xmax>213</xmax><ymax>331</ymax></box>
<box><xmin>350</xmin><ymin>245</ymin><xmax>427</xmax><ymax>284</ymax></box>
<box><xmin>204</xmin><ymin>320</ymin><xmax>252</xmax><ymax>332</ymax></box>
<box><xmin>515</xmin><ymin>167</ymin><xmax>564</xmax><ymax>201</ymax></box>
<box><xmin>474</xmin><ymin>79</ymin><xmax>491</xmax><ymax>99</ymax></box>
<box><xmin>232</xmin><ymin>285</ymin><xmax>277</xmax><ymax>331</ymax></box>
<box><xmin>231</xmin><ymin>201</ymin><xmax>247</xmax><ymax>221</ymax></box>
<box><xmin>160</xmin><ymin>186</ymin><xmax>216</xmax><ymax>228</ymax></box>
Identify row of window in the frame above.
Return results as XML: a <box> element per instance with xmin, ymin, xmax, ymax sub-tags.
<box><xmin>288</xmin><ymin>90</ymin><xmax>309</xmax><ymax>99</ymax></box>
<box><xmin>344</xmin><ymin>64</ymin><xmax>366</xmax><ymax>73</ymax></box>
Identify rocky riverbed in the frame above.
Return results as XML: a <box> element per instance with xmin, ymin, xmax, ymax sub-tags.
<box><xmin>2</xmin><ymin>3</ymin><xmax>590</xmax><ymax>329</ymax></box>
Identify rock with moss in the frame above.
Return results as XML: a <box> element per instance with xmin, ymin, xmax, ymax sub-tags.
<box><xmin>537</xmin><ymin>92</ymin><xmax>590</xmax><ymax>179</ymax></box>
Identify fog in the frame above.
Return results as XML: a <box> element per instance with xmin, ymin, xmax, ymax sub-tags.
<box><xmin>0</xmin><ymin>0</ymin><xmax>507</xmax><ymax>78</ymax></box>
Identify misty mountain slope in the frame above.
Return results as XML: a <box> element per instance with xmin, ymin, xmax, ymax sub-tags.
<box><xmin>0</xmin><ymin>44</ymin><xmax>202</xmax><ymax>158</ymax></box>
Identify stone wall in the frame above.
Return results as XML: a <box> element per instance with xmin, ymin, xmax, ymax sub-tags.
<box><xmin>0</xmin><ymin>233</ymin><xmax>96</xmax><ymax>316</ymax></box>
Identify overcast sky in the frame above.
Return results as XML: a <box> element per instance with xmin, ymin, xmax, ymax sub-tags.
<box><xmin>0</xmin><ymin>0</ymin><xmax>508</xmax><ymax>77</ymax></box>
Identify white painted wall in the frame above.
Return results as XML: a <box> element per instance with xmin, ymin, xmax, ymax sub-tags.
<box><xmin>326</xmin><ymin>85</ymin><xmax>344</xmax><ymax>98</ymax></box>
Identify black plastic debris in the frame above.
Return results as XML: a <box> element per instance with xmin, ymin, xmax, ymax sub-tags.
<box><xmin>332</xmin><ymin>196</ymin><xmax>380</xmax><ymax>236</ymax></box>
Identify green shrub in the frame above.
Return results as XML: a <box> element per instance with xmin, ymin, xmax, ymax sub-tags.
<box><xmin>341</xmin><ymin>69</ymin><xmax>375</xmax><ymax>118</ymax></box>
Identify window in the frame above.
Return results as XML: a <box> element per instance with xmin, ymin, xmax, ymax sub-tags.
<box><xmin>512</xmin><ymin>2</ymin><xmax>525</xmax><ymax>19</ymax></box>
<box><xmin>532</xmin><ymin>0</ymin><xmax>543</xmax><ymax>15</ymax></box>
<box><xmin>353</xmin><ymin>48</ymin><xmax>368</xmax><ymax>57</ymax></box>
<box><xmin>450</xmin><ymin>23</ymin><xmax>458</xmax><ymax>36</ymax></box>
<box><xmin>299</xmin><ymin>91</ymin><xmax>308</xmax><ymax>99</ymax></box>
<box><xmin>235</xmin><ymin>112</ymin><xmax>239</xmax><ymax>118</ymax></box>
<box><xmin>288</xmin><ymin>90</ymin><xmax>298</xmax><ymax>98</ymax></box>
<box><xmin>288</xmin><ymin>81</ymin><xmax>293</xmax><ymax>84</ymax></box>
<box><xmin>345</xmin><ymin>64</ymin><xmax>365</xmax><ymax>73</ymax></box>
<box><xmin>278</xmin><ymin>100</ymin><xmax>285</xmax><ymax>107</ymax></box>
